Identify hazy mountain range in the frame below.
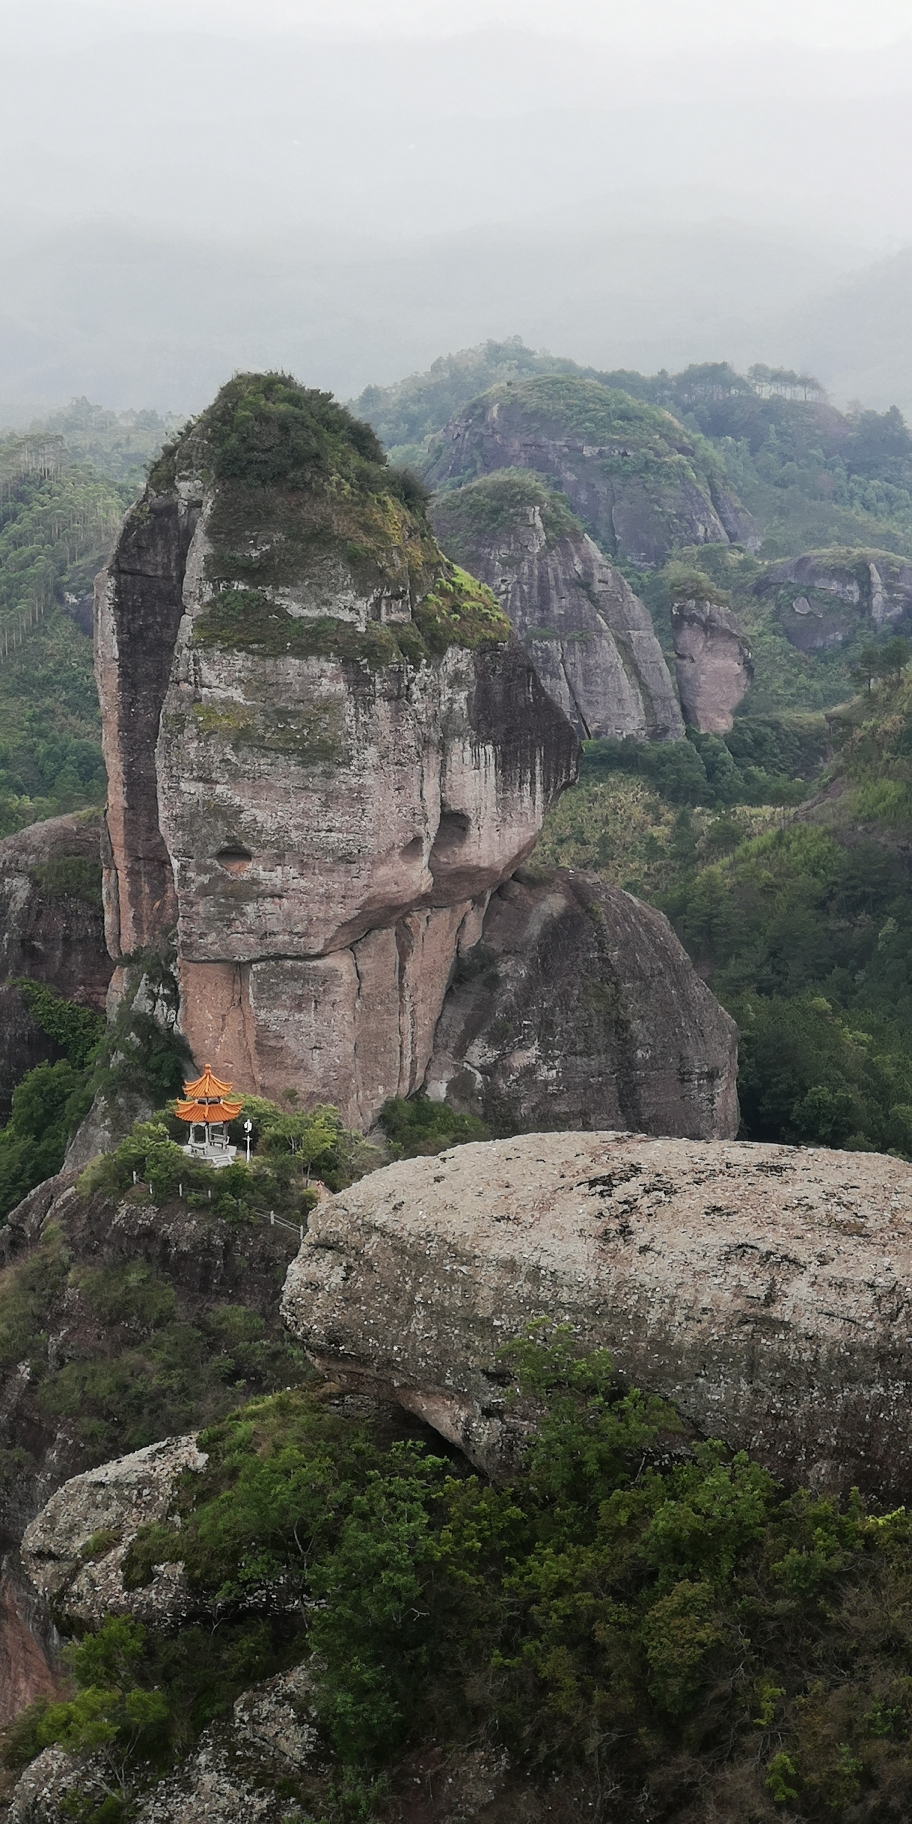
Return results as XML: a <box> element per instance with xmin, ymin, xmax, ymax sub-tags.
<box><xmin>1</xmin><ymin>8</ymin><xmax>911</xmax><ymax>418</ymax></box>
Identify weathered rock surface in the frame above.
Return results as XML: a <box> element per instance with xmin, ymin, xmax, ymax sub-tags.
<box><xmin>97</xmin><ymin>377</ymin><xmax>577</xmax><ymax>1126</ymax></box>
<box><xmin>6</xmin><ymin>1746</ymin><xmax>108</xmax><ymax>1824</ymax></box>
<box><xmin>283</xmin><ymin>1130</ymin><xmax>912</xmax><ymax>1498</ymax></box>
<box><xmin>426</xmin><ymin>375</ymin><xmax>756</xmax><ymax>567</ymax></box>
<box><xmin>95</xmin><ymin>488</ymin><xmax>200</xmax><ymax>957</ymax></box>
<box><xmin>0</xmin><ymin>1571</ymin><xmax>63</xmax><ymax>1727</ymax></box>
<box><xmin>0</xmin><ymin>814</ymin><xmax>111</xmax><ymax>1115</ymax></box>
<box><xmin>758</xmin><ymin>547</ymin><xmax>912</xmax><ymax>652</ymax></box>
<box><xmin>133</xmin><ymin>1665</ymin><xmax>319</xmax><ymax>1823</ymax></box>
<box><xmin>430</xmin><ymin>472</ymin><xmax>683</xmax><ymax>742</ymax></box>
<box><xmin>672</xmin><ymin>596</ymin><xmax>753</xmax><ymax>732</ymax></box>
<box><xmin>160</xmin><ymin>630</ymin><xmax>574</xmax><ymax>1128</ymax></box>
<box><xmin>20</xmin><ymin>1436</ymin><xmax>207</xmax><ymax>1629</ymax></box>
<box><xmin>5</xmin><ymin>1664</ymin><xmax>319</xmax><ymax>1824</ymax></box>
<box><xmin>425</xmin><ymin>868</ymin><xmax>738</xmax><ymax>1139</ymax></box>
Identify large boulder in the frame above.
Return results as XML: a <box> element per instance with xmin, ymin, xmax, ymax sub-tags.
<box><xmin>20</xmin><ymin>1435</ymin><xmax>208</xmax><ymax>1630</ymax></box>
<box><xmin>430</xmin><ymin>471</ymin><xmax>684</xmax><ymax>742</ymax></box>
<box><xmin>426</xmin><ymin>375</ymin><xmax>756</xmax><ymax>567</ymax></box>
<box><xmin>425</xmin><ymin>867</ymin><xmax>738</xmax><ymax>1139</ymax></box>
<box><xmin>283</xmin><ymin>1131</ymin><xmax>912</xmax><ymax>1499</ymax></box>
<box><xmin>96</xmin><ymin>374</ymin><xmax>578</xmax><ymax>1127</ymax></box>
<box><xmin>0</xmin><ymin>814</ymin><xmax>111</xmax><ymax>1115</ymax></box>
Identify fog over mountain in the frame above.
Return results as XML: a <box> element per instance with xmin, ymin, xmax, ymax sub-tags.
<box><xmin>1</xmin><ymin>0</ymin><xmax>912</xmax><ymax>416</ymax></box>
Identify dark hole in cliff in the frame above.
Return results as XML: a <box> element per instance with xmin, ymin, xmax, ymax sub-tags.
<box><xmin>401</xmin><ymin>836</ymin><xmax>424</xmax><ymax>862</ymax></box>
<box><xmin>429</xmin><ymin>810</ymin><xmax>471</xmax><ymax>872</ymax></box>
<box><xmin>215</xmin><ymin>845</ymin><xmax>253</xmax><ymax>877</ymax></box>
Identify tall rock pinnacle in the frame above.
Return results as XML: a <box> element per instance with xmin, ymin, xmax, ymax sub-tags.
<box><xmin>95</xmin><ymin>374</ymin><xmax>579</xmax><ymax>1125</ymax></box>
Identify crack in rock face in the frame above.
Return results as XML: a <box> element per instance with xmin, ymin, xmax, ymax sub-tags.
<box><xmin>282</xmin><ymin>1130</ymin><xmax>912</xmax><ymax>1498</ymax></box>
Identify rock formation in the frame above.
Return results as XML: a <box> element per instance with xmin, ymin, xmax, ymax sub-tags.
<box><xmin>430</xmin><ymin>471</ymin><xmax>684</xmax><ymax>741</ymax></box>
<box><xmin>425</xmin><ymin>867</ymin><xmax>737</xmax><ymax>1139</ymax></box>
<box><xmin>96</xmin><ymin>374</ymin><xmax>578</xmax><ymax>1128</ymax></box>
<box><xmin>672</xmin><ymin>594</ymin><xmax>753</xmax><ymax>733</ymax></box>
<box><xmin>758</xmin><ymin>548</ymin><xmax>912</xmax><ymax>653</ymax></box>
<box><xmin>20</xmin><ymin>1436</ymin><xmax>207</xmax><ymax>1630</ymax></box>
<box><xmin>426</xmin><ymin>376</ymin><xmax>756</xmax><ymax>567</ymax></box>
<box><xmin>5</xmin><ymin>1663</ymin><xmax>320</xmax><ymax>1824</ymax></box>
<box><xmin>283</xmin><ymin>1130</ymin><xmax>912</xmax><ymax>1499</ymax></box>
<box><xmin>0</xmin><ymin>813</ymin><xmax>112</xmax><ymax>1115</ymax></box>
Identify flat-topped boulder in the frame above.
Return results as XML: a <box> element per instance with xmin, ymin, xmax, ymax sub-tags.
<box><xmin>282</xmin><ymin>1130</ymin><xmax>912</xmax><ymax>1497</ymax></box>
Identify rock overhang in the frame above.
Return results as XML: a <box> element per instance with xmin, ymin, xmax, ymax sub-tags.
<box><xmin>281</xmin><ymin>1129</ymin><xmax>912</xmax><ymax>1499</ymax></box>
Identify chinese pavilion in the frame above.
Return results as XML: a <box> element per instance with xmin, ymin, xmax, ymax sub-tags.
<box><xmin>174</xmin><ymin>1064</ymin><xmax>243</xmax><ymax>1168</ymax></box>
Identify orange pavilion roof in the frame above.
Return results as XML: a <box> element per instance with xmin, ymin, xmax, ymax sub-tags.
<box><xmin>174</xmin><ymin>1099</ymin><xmax>243</xmax><ymax>1124</ymax></box>
<box><xmin>182</xmin><ymin>1064</ymin><xmax>236</xmax><ymax>1100</ymax></box>
<box><xmin>174</xmin><ymin>1063</ymin><xmax>243</xmax><ymax>1125</ymax></box>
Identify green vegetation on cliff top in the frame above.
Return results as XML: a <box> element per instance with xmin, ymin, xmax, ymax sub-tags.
<box><xmin>429</xmin><ymin>467</ymin><xmax>584</xmax><ymax>568</ymax></box>
<box><xmin>457</xmin><ymin>373</ymin><xmax>711</xmax><ymax>460</ymax></box>
<box><xmin>357</xmin><ymin>344</ymin><xmax>912</xmax><ymax>564</ymax></box>
<box><xmin>351</xmin><ymin>334</ymin><xmax>588</xmax><ymax>465</ymax></box>
<box><xmin>151</xmin><ymin>372</ymin><xmax>510</xmax><ymax>663</ymax></box>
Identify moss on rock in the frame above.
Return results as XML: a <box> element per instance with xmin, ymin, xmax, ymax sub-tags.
<box><xmin>431</xmin><ymin>468</ymin><xmax>584</xmax><ymax>564</ymax></box>
<box><xmin>155</xmin><ymin>372</ymin><xmax>510</xmax><ymax>667</ymax></box>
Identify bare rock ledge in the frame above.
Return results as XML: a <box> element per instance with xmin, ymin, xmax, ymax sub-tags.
<box><xmin>282</xmin><ymin>1131</ymin><xmax>912</xmax><ymax>1498</ymax></box>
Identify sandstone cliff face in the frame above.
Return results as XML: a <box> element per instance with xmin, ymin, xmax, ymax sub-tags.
<box><xmin>158</xmin><ymin>632</ymin><xmax>572</xmax><ymax>1127</ymax></box>
<box><xmin>97</xmin><ymin>376</ymin><xmax>577</xmax><ymax>1127</ymax></box>
<box><xmin>426</xmin><ymin>376</ymin><xmax>756</xmax><ymax>568</ymax></box>
<box><xmin>0</xmin><ymin>1571</ymin><xmax>62</xmax><ymax>1727</ymax></box>
<box><xmin>283</xmin><ymin>1131</ymin><xmax>912</xmax><ymax>1498</ymax></box>
<box><xmin>758</xmin><ymin>548</ymin><xmax>912</xmax><ymax>653</ymax></box>
<box><xmin>430</xmin><ymin>472</ymin><xmax>684</xmax><ymax>742</ymax></box>
<box><xmin>672</xmin><ymin>596</ymin><xmax>753</xmax><ymax>733</ymax></box>
<box><xmin>425</xmin><ymin>867</ymin><xmax>737</xmax><ymax>1139</ymax></box>
<box><xmin>0</xmin><ymin>814</ymin><xmax>111</xmax><ymax>1115</ymax></box>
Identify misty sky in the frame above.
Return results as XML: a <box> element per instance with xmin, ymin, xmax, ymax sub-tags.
<box><xmin>1</xmin><ymin>0</ymin><xmax>911</xmax><ymax>416</ymax></box>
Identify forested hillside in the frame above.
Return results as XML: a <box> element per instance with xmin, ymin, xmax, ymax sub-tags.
<box><xmin>538</xmin><ymin>671</ymin><xmax>912</xmax><ymax>1154</ymax></box>
<box><xmin>355</xmin><ymin>341</ymin><xmax>912</xmax><ymax>1157</ymax></box>
<box><xmin>0</xmin><ymin>422</ymin><xmax>161</xmax><ymax>836</ymax></box>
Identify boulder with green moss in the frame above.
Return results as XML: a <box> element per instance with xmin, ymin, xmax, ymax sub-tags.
<box><xmin>757</xmin><ymin>547</ymin><xmax>912</xmax><ymax>653</ymax></box>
